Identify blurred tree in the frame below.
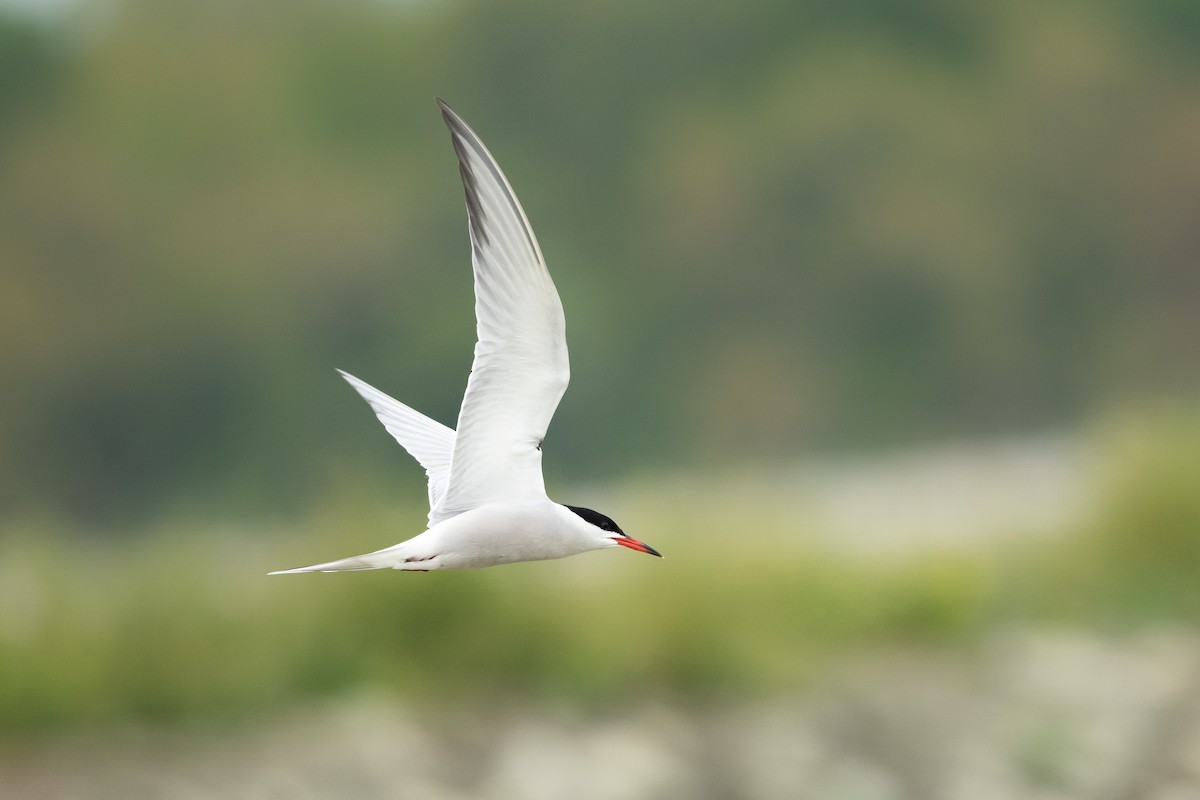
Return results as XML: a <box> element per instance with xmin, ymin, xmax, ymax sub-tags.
<box><xmin>0</xmin><ymin>0</ymin><xmax>1197</xmax><ymax>523</ymax></box>
<box><xmin>0</xmin><ymin>13</ymin><xmax>60</xmax><ymax>135</ymax></box>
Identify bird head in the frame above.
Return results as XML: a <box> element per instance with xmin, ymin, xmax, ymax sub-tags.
<box><xmin>564</xmin><ymin>505</ymin><xmax>662</xmax><ymax>558</ymax></box>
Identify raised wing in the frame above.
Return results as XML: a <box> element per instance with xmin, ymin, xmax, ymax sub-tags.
<box><xmin>337</xmin><ymin>369</ymin><xmax>456</xmax><ymax>516</ymax></box>
<box><xmin>431</xmin><ymin>99</ymin><xmax>569</xmax><ymax>524</ymax></box>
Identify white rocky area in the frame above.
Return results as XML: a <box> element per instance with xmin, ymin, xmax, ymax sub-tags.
<box><xmin>5</xmin><ymin>628</ymin><xmax>1198</xmax><ymax>800</ymax></box>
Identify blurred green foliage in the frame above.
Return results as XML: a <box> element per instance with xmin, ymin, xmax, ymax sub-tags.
<box><xmin>1</xmin><ymin>411</ymin><xmax>1196</xmax><ymax>733</ymax></box>
<box><xmin>0</xmin><ymin>0</ymin><xmax>1198</xmax><ymax>521</ymax></box>
<box><xmin>1058</xmin><ymin>410</ymin><xmax>1200</xmax><ymax>621</ymax></box>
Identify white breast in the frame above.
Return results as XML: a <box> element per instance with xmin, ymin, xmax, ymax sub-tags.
<box><xmin>424</xmin><ymin>500</ymin><xmax>604</xmax><ymax>570</ymax></box>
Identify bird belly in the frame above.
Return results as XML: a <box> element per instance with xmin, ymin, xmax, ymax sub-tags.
<box><xmin>430</xmin><ymin>501</ymin><xmax>592</xmax><ymax>570</ymax></box>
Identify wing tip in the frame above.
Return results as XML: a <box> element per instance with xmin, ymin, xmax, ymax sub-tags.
<box><xmin>437</xmin><ymin>97</ymin><xmax>471</xmax><ymax>141</ymax></box>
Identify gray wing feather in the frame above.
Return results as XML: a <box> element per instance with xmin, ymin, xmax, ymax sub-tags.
<box><xmin>431</xmin><ymin>100</ymin><xmax>569</xmax><ymax>523</ymax></box>
<box><xmin>338</xmin><ymin>369</ymin><xmax>455</xmax><ymax>518</ymax></box>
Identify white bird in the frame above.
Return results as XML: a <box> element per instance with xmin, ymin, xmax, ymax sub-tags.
<box><xmin>271</xmin><ymin>100</ymin><xmax>660</xmax><ymax>574</ymax></box>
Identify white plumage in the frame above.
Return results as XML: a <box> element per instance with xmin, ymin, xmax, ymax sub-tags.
<box><xmin>271</xmin><ymin>100</ymin><xmax>660</xmax><ymax>574</ymax></box>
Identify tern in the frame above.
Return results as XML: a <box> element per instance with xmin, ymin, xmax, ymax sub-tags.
<box><xmin>271</xmin><ymin>100</ymin><xmax>661</xmax><ymax>574</ymax></box>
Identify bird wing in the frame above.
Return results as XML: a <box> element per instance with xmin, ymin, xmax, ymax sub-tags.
<box><xmin>337</xmin><ymin>369</ymin><xmax>456</xmax><ymax>515</ymax></box>
<box><xmin>430</xmin><ymin>99</ymin><xmax>569</xmax><ymax>524</ymax></box>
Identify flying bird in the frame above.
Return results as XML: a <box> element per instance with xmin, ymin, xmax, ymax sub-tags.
<box><xmin>271</xmin><ymin>100</ymin><xmax>660</xmax><ymax>574</ymax></box>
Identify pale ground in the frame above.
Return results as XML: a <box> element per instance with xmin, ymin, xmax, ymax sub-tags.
<box><xmin>3</xmin><ymin>628</ymin><xmax>1198</xmax><ymax>800</ymax></box>
<box><xmin>606</xmin><ymin>433</ymin><xmax>1098</xmax><ymax>561</ymax></box>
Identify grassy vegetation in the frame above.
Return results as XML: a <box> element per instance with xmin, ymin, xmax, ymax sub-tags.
<box><xmin>1</xmin><ymin>412</ymin><xmax>1197</xmax><ymax>735</ymax></box>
